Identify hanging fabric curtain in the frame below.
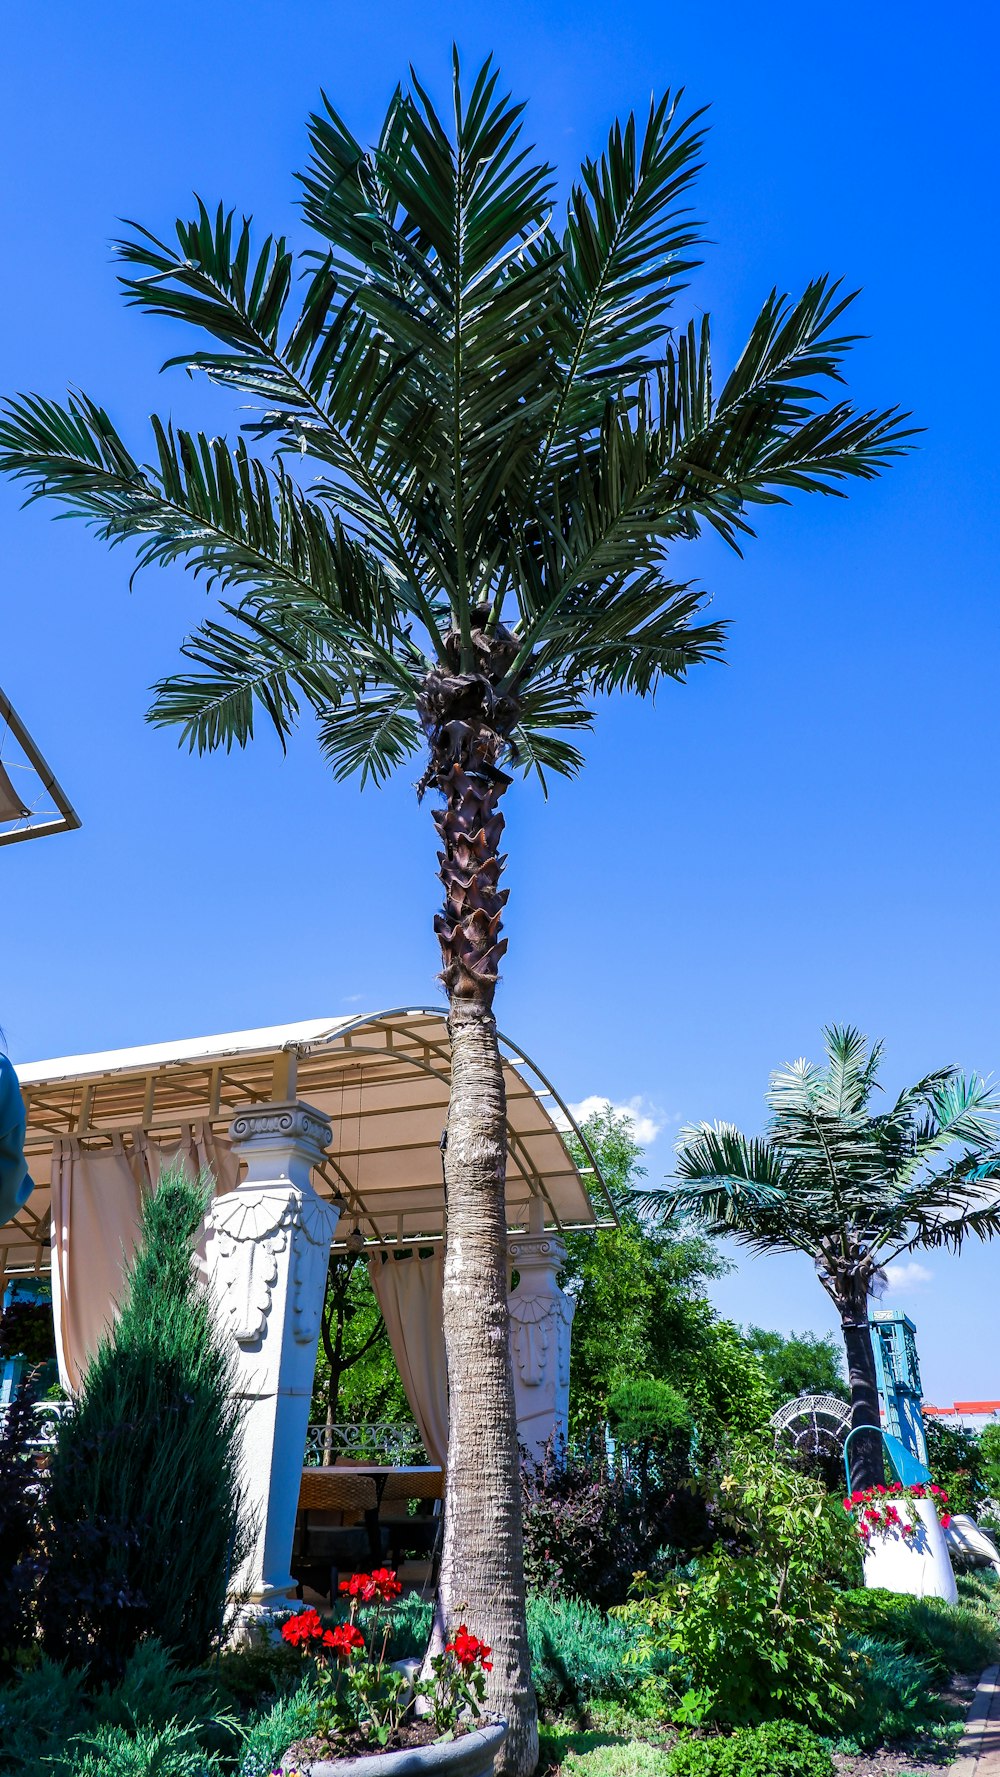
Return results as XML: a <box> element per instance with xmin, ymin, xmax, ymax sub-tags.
<box><xmin>368</xmin><ymin>1247</ymin><xmax>449</xmax><ymax>1468</ymax></box>
<box><xmin>50</xmin><ymin>1123</ymin><xmax>239</xmax><ymax>1393</ymax></box>
<box><xmin>50</xmin><ymin>1133</ymin><xmax>152</xmax><ymax>1393</ymax></box>
<box><xmin>148</xmin><ymin>1121</ymin><xmax>239</xmax><ymax>1195</ymax></box>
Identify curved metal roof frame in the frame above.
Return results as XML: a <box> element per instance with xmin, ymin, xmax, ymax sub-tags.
<box><xmin>3</xmin><ymin>1006</ymin><xmax>616</xmax><ymax>1280</ymax></box>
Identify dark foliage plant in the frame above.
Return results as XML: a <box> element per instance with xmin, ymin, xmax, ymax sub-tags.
<box><xmin>521</xmin><ymin>1440</ymin><xmax>643</xmax><ymax>1610</ymax></box>
<box><xmin>0</xmin><ymin>1391</ymin><xmax>40</xmax><ymax>1672</ymax></box>
<box><xmin>0</xmin><ymin>1299</ymin><xmax>56</xmax><ymax>1366</ymax></box>
<box><xmin>520</xmin><ymin>1437</ymin><xmax>711</xmax><ymax>1609</ymax></box>
<box><xmin>39</xmin><ymin>1170</ymin><xmax>250</xmax><ymax>1682</ymax></box>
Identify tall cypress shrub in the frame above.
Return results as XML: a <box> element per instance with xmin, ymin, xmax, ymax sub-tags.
<box><xmin>40</xmin><ymin>1169</ymin><xmax>249</xmax><ymax>1680</ymax></box>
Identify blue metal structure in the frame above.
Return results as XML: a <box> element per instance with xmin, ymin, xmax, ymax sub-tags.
<box><xmin>870</xmin><ymin>1308</ymin><xmax>930</xmax><ymax>1474</ymax></box>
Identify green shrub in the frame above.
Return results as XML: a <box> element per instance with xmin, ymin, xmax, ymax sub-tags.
<box><xmin>40</xmin><ymin>1170</ymin><xmax>251</xmax><ymax>1681</ymax></box>
<box><xmin>559</xmin><ymin>1741</ymin><xmax>673</xmax><ymax>1777</ymax></box>
<box><xmin>385</xmin><ymin>1592</ymin><xmax>433</xmax><ymax>1660</ymax></box>
<box><xmin>619</xmin><ymin>1448</ymin><xmax>857</xmax><ymax>1728</ymax></box>
<box><xmin>214</xmin><ymin>1640</ymin><xmax>311</xmax><ymax>1707</ymax></box>
<box><xmin>665</xmin><ymin>1720</ymin><xmax>834</xmax><ymax>1777</ymax></box>
<box><xmin>840</xmin><ymin>1633</ymin><xmax>943</xmax><ymax>1748</ymax></box>
<box><xmin>0</xmin><ymin>1657</ymin><xmax>89</xmax><ymax>1772</ymax></box>
<box><xmin>527</xmin><ymin>1594</ymin><xmax>647</xmax><ymax>1720</ymax></box>
<box><xmin>51</xmin><ymin>1722</ymin><xmax>225</xmax><ymax>1777</ymax></box>
<box><xmin>844</xmin><ymin>1587</ymin><xmax>1000</xmax><ymax>1680</ymax></box>
<box><xmin>238</xmin><ymin>1684</ymin><xmax>320</xmax><ymax>1777</ymax></box>
<box><xmin>608</xmin><ymin>1380</ymin><xmax>693</xmax><ymax>1471</ymax></box>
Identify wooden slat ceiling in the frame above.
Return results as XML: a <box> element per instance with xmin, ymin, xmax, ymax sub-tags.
<box><xmin>2</xmin><ymin>1008</ymin><xmax>612</xmax><ymax>1278</ymax></box>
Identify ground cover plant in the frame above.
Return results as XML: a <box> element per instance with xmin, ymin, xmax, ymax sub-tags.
<box><xmin>0</xmin><ymin>48</ymin><xmax>912</xmax><ymax>1770</ymax></box>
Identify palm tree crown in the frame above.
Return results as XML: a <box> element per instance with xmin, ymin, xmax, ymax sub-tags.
<box><xmin>637</xmin><ymin>1025</ymin><xmax>1000</xmax><ymax>1486</ymax></box>
<box><xmin>0</xmin><ymin>55</ymin><xmax>910</xmax><ymax>801</ymax></box>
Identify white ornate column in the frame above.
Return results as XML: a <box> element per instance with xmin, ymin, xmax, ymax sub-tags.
<box><xmin>507</xmin><ymin>1198</ymin><xmax>575</xmax><ymax>1463</ymax></box>
<box><xmin>204</xmin><ymin>1101</ymin><xmax>340</xmax><ymax>1625</ymax></box>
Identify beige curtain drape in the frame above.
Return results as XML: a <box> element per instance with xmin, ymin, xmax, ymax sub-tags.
<box><xmin>51</xmin><ymin>1122</ymin><xmax>238</xmax><ymax>1393</ymax></box>
<box><xmin>368</xmin><ymin>1247</ymin><xmax>449</xmax><ymax>1467</ymax></box>
<box><xmin>50</xmin><ymin>1133</ymin><xmax>150</xmax><ymax>1393</ymax></box>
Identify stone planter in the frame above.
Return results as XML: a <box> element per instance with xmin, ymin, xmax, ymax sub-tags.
<box><xmin>282</xmin><ymin>1718</ymin><xmax>508</xmax><ymax>1777</ymax></box>
<box><xmin>862</xmin><ymin>1496</ymin><xmax>958</xmax><ymax>1602</ymax></box>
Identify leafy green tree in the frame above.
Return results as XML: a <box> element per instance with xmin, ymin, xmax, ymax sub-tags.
<box><xmin>638</xmin><ymin>1027</ymin><xmax>1000</xmax><ymax>1490</ymax></box>
<box><xmin>310</xmin><ymin>1249</ymin><xmax>409</xmax><ymax>1440</ymax></box>
<box><xmin>0</xmin><ymin>60</ymin><xmax>910</xmax><ymax>1765</ymax></box>
<box><xmin>923</xmin><ymin>1417</ymin><xmax>989</xmax><ymax>1516</ymax></box>
<box><xmin>980</xmin><ymin>1423</ymin><xmax>1000</xmax><ymax>1504</ymax></box>
<box><xmin>744</xmin><ymin>1326</ymin><xmax>847</xmax><ymax>1404</ymax></box>
<box><xmin>565</xmin><ymin>1105</ymin><xmax>772</xmax><ymax>1447</ymax></box>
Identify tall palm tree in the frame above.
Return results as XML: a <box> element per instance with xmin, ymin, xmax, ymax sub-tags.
<box><xmin>636</xmin><ymin>1027</ymin><xmax>1000</xmax><ymax>1493</ymax></box>
<box><xmin>0</xmin><ymin>59</ymin><xmax>911</xmax><ymax>1769</ymax></box>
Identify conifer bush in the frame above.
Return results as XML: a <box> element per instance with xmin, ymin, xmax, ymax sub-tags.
<box><xmin>39</xmin><ymin>1169</ymin><xmax>250</xmax><ymax>1680</ymax></box>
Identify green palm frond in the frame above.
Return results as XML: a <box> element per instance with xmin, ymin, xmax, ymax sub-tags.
<box><xmin>0</xmin><ymin>393</ymin><xmax>394</xmax><ymax>635</ymax></box>
<box><xmin>546</xmin><ymin>91</ymin><xmax>708</xmax><ymax>447</ymax></box>
<box><xmin>1</xmin><ymin>53</ymin><xmax>916</xmax><ymax>795</ymax></box>
<box><xmin>146</xmin><ymin>608</ymin><xmax>343</xmax><ymax>753</ymax></box>
<box><xmin>317</xmin><ymin>690</ymin><xmax>422</xmax><ymax>786</ymax></box>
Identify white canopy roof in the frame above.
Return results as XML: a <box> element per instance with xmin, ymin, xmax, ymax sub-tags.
<box><xmin>3</xmin><ymin>1007</ymin><xmax>613</xmax><ymax>1279</ymax></box>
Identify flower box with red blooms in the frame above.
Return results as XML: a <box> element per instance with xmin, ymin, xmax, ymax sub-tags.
<box><xmin>842</xmin><ymin>1481</ymin><xmax>952</xmax><ymax>1546</ymax></box>
<box><xmin>276</xmin><ymin>1569</ymin><xmax>507</xmax><ymax>1777</ymax></box>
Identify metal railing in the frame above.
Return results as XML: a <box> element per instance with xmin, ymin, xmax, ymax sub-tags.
<box><xmin>303</xmin><ymin>1420</ymin><xmax>426</xmax><ymax>1467</ymax></box>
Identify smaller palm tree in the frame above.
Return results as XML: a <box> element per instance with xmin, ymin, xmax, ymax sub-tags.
<box><xmin>636</xmin><ymin>1027</ymin><xmax>1000</xmax><ymax>1488</ymax></box>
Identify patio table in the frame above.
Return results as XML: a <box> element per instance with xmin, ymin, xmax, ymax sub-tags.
<box><xmin>296</xmin><ymin>1465</ymin><xmax>445</xmax><ymax>1583</ymax></box>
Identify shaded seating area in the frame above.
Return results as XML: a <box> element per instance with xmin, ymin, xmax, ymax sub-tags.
<box><xmin>292</xmin><ymin>1464</ymin><xmax>446</xmax><ymax>1600</ymax></box>
<box><xmin>1</xmin><ymin>1008</ymin><xmax>612</xmax><ymax>1622</ymax></box>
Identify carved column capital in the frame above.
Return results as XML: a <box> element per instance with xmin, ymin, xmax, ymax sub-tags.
<box><xmin>229</xmin><ymin>1099</ymin><xmax>332</xmax><ymax>1192</ymax></box>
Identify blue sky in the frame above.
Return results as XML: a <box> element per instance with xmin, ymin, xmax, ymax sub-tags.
<box><xmin>1</xmin><ymin>0</ymin><xmax>998</xmax><ymax>1401</ymax></box>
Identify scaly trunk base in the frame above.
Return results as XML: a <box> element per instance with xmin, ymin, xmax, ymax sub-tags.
<box><xmin>438</xmin><ymin>997</ymin><xmax>537</xmax><ymax>1777</ymax></box>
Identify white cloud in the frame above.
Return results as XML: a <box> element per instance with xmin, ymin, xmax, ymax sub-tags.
<box><xmin>565</xmin><ymin>1094</ymin><xmax>665</xmax><ymax>1147</ymax></box>
<box><xmin>884</xmin><ymin>1260</ymin><xmax>933</xmax><ymax>1293</ymax></box>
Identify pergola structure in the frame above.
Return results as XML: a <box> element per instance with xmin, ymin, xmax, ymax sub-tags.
<box><xmin>6</xmin><ymin>1007</ymin><xmax>611</xmax><ymax>1281</ymax></box>
<box><xmin>4</xmin><ymin>1008</ymin><xmax>613</xmax><ymax>1624</ymax></box>
<box><xmin>0</xmin><ymin>686</ymin><xmax>80</xmax><ymax>849</ymax></box>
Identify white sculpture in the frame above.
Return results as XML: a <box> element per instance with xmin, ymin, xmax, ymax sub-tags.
<box><xmin>508</xmin><ymin>1198</ymin><xmax>575</xmax><ymax>1463</ymax></box>
<box><xmin>205</xmin><ymin>1101</ymin><xmax>340</xmax><ymax>1628</ymax></box>
<box><xmin>943</xmin><ymin>1512</ymin><xmax>1000</xmax><ymax>1576</ymax></box>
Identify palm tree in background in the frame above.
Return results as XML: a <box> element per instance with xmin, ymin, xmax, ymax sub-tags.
<box><xmin>636</xmin><ymin>1027</ymin><xmax>1000</xmax><ymax>1492</ymax></box>
<box><xmin>0</xmin><ymin>58</ymin><xmax>911</xmax><ymax>1769</ymax></box>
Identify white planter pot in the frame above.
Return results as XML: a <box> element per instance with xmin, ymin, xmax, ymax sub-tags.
<box><xmin>862</xmin><ymin>1496</ymin><xmax>958</xmax><ymax>1602</ymax></box>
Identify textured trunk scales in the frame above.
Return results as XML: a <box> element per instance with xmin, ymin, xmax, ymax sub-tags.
<box><xmin>837</xmin><ymin>1281</ymin><xmax>885</xmax><ymax>1493</ymax></box>
<box><xmin>417</xmin><ymin>610</ymin><xmax>536</xmax><ymax>1777</ymax></box>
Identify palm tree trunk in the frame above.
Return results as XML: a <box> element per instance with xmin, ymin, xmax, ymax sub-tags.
<box><xmin>838</xmin><ymin>1290</ymin><xmax>885</xmax><ymax>1492</ymax></box>
<box><xmin>419</xmin><ymin>620</ymin><xmax>537</xmax><ymax>1777</ymax></box>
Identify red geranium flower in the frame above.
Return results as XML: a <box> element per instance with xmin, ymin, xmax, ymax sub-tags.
<box><xmin>324</xmin><ymin>1621</ymin><xmax>366</xmax><ymax>1660</ymax></box>
<box><xmin>941</xmin><ymin>1513</ymin><xmax>952</xmax><ymax>1529</ymax></box>
<box><xmin>447</xmin><ymin>1626</ymin><xmax>493</xmax><ymax>1672</ymax></box>
<box><xmin>282</xmin><ymin>1608</ymin><xmax>326</xmax><ymax>1647</ymax></box>
<box><xmin>339</xmin><ymin>1568</ymin><xmax>402</xmax><ymax>1604</ymax></box>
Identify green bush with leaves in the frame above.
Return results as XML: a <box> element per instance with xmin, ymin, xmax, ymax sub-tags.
<box><xmin>924</xmin><ymin>1418</ymin><xmax>988</xmax><ymax>1516</ymax></box>
<box><xmin>40</xmin><ymin>1170</ymin><xmax>250</xmax><ymax>1681</ymax></box>
<box><xmin>839</xmin><ymin>1634</ymin><xmax>945</xmax><ymax>1749</ymax></box>
<box><xmin>620</xmin><ymin>1447</ymin><xmax>858</xmax><ymax>1728</ymax></box>
<box><xmin>50</xmin><ymin>1722</ymin><xmax>226</xmax><ymax>1777</ymax></box>
<box><xmin>665</xmin><ymin>1720</ymin><xmax>834</xmax><ymax>1777</ymax></box>
<box><xmin>527</xmin><ymin>1594</ymin><xmax>649</xmax><ymax>1721</ymax></box>
<box><xmin>558</xmin><ymin>1742</ymin><xmax>673</xmax><ymax>1777</ymax></box>
<box><xmin>237</xmin><ymin>1686</ymin><xmax>321</xmax><ymax>1777</ymax></box>
<box><xmin>843</xmin><ymin>1587</ymin><xmax>999</xmax><ymax>1681</ymax></box>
